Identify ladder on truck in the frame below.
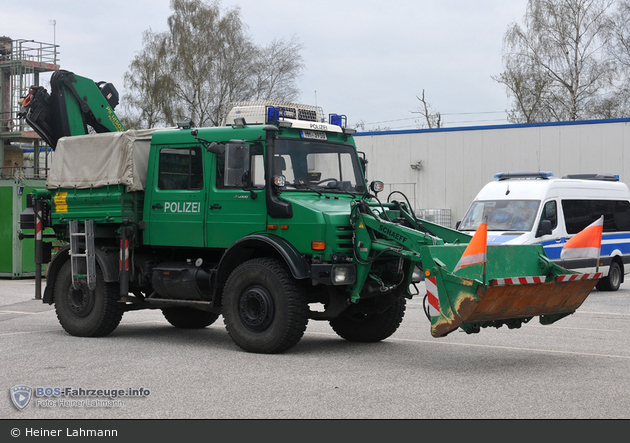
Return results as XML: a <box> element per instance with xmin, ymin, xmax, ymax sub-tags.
<box><xmin>69</xmin><ymin>220</ymin><xmax>96</xmax><ymax>291</ymax></box>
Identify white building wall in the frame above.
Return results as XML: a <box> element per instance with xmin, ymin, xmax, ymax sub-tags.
<box><xmin>354</xmin><ymin>119</ymin><xmax>630</xmax><ymax>228</ymax></box>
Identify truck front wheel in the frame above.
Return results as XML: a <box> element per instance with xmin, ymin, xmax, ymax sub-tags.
<box><xmin>222</xmin><ymin>258</ymin><xmax>308</xmax><ymax>354</ymax></box>
<box><xmin>329</xmin><ymin>296</ymin><xmax>406</xmax><ymax>342</ymax></box>
<box><xmin>54</xmin><ymin>260</ymin><xmax>124</xmax><ymax>337</ymax></box>
<box><xmin>162</xmin><ymin>307</ymin><xmax>219</xmax><ymax>329</ymax></box>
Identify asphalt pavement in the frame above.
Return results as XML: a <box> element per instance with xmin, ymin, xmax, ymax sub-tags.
<box><xmin>1</xmin><ymin>277</ymin><xmax>629</xmax><ymax>420</ymax></box>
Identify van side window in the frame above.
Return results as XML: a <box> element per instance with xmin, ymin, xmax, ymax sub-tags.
<box><xmin>158</xmin><ymin>147</ymin><xmax>203</xmax><ymax>190</ymax></box>
<box><xmin>541</xmin><ymin>200</ymin><xmax>558</xmax><ymax>230</ymax></box>
<box><xmin>562</xmin><ymin>200</ymin><xmax>630</xmax><ymax>234</ymax></box>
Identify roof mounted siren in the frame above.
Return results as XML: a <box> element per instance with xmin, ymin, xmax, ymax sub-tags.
<box><xmin>329</xmin><ymin>114</ymin><xmax>356</xmax><ymax>136</ymax></box>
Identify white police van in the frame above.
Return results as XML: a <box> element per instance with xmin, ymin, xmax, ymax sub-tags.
<box><xmin>458</xmin><ymin>172</ymin><xmax>630</xmax><ymax>291</ymax></box>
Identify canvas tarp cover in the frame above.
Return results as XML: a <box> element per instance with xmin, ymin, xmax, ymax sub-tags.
<box><xmin>46</xmin><ymin>129</ymin><xmax>157</xmax><ymax>192</ymax></box>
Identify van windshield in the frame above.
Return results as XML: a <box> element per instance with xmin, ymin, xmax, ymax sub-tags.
<box><xmin>459</xmin><ymin>200</ymin><xmax>541</xmax><ymax>232</ymax></box>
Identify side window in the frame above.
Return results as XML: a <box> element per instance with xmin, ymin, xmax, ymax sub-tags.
<box><xmin>540</xmin><ymin>200</ymin><xmax>558</xmax><ymax>230</ymax></box>
<box><xmin>158</xmin><ymin>147</ymin><xmax>203</xmax><ymax>190</ymax></box>
<box><xmin>562</xmin><ymin>199</ymin><xmax>630</xmax><ymax>234</ymax></box>
<box><xmin>612</xmin><ymin>200</ymin><xmax>630</xmax><ymax>231</ymax></box>
<box><xmin>562</xmin><ymin>200</ymin><xmax>595</xmax><ymax>234</ymax></box>
<box><xmin>217</xmin><ymin>143</ymin><xmax>265</xmax><ymax>189</ymax></box>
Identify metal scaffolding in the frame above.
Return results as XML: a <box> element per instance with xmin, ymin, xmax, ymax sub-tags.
<box><xmin>0</xmin><ymin>36</ymin><xmax>59</xmax><ymax>179</ymax></box>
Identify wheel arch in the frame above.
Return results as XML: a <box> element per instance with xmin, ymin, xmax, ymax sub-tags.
<box><xmin>606</xmin><ymin>250</ymin><xmax>625</xmax><ymax>282</ymax></box>
<box><xmin>43</xmin><ymin>244</ymin><xmax>120</xmax><ymax>304</ymax></box>
<box><xmin>215</xmin><ymin>234</ymin><xmax>309</xmax><ymax>304</ymax></box>
<box><xmin>611</xmin><ymin>254</ymin><xmax>624</xmax><ymax>283</ymax></box>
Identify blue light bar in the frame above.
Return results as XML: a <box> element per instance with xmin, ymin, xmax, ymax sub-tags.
<box><xmin>494</xmin><ymin>171</ymin><xmax>554</xmax><ymax>180</ymax></box>
<box><xmin>266</xmin><ymin>107</ymin><xmax>280</xmax><ymax>123</ymax></box>
<box><xmin>329</xmin><ymin>114</ymin><xmax>347</xmax><ymax>128</ymax></box>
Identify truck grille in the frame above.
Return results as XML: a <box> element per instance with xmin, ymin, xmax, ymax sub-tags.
<box><xmin>335</xmin><ymin>226</ymin><xmax>353</xmax><ymax>251</ymax></box>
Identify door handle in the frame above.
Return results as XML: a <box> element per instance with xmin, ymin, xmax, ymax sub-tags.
<box><xmin>209</xmin><ymin>204</ymin><xmax>222</xmax><ymax>210</ymax></box>
<box><xmin>152</xmin><ymin>204</ymin><xmax>163</xmax><ymax>209</ymax></box>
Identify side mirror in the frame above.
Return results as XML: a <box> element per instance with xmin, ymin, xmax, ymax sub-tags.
<box><xmin>536</xmin><ymin>220</ymin><xmax>553</xmax><ymax>237</ymax></box>
<box><xmin>206</xmin><ymin>142</ymin><xmax>225</xmax><ymax>155</ymax></box>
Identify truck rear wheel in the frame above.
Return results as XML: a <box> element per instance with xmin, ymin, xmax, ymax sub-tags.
<box><xmin>222</xmin><ymin>258</ymin><xmax>308</xmax><ymax>354</ymax></box>
<box><xmin>54</xmin><ymin>260</ymin><xmax>124</xmax><ymax>337</ymax></box>
<box><xmin>162</xmin><ymin>307</ymin><xmax>219</xmax><ymax>329</ymax></box>
<box><xmin>329</xmin><ymin>296</ymin><xmax>406</xmax><ymax>342</ymax></box>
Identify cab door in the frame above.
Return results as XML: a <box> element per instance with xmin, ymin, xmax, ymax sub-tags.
<box><xmin>537</xmin><ymin>199</ymin><xmax>566</xmax><ymax>260</ymax></box>
<box><xmin>147</xmin><ymin>145</ymin><xmax>205</xmax><ymax>247</ymax></box>
<box><xmin>204</xmin><ymin>142</ymin><xmax>267</xmax><ymax>248</ymax></box>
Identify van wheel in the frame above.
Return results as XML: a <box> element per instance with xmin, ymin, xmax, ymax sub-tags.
<box><xmin>222</xmin><ymin>258</ymin><xmax>309</xmax><ymax>354</ymax></box>
<box><xmin>597</xmin><ymin>261</ymin><xmax>621</xmax><ymax>292</ymax></box>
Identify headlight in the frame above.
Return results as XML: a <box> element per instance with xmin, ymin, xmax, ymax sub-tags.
<box><xmin>273</xmin><ymin>175</ymin><xmax>286</xmax><ymax>187</ymax></box>
<box><xmin>331</xmin><ymin>265</ymin><xmax>356</xmax><ymax>285</ymax></box>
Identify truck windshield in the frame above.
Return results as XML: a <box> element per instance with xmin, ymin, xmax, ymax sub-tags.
<box><xmin>459</xmin><ymin>200</ymin><xmax>541</xmax><ymax>232</ymax></box>
<box><xmin>273</xmin><ymin>139</ymin><xmax>366</xmax><ymax>194</ymax></box>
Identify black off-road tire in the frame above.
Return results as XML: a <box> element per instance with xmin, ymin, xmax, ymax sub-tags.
<box><xmin>162</xmin><ymin>307</ymin><xmax>219</xmax><ymax>329</ymax></box>
<box><xmin>54</xmin><ymin>260</ymin><xmax>124</xmax><ymax>337</ymax></box>
<box><xmin>329</xmin><ymin>296</ymin><xmax>406</xmax><ymax>342</ymax></box>
<box><xmin>222</xmin><ymin>257</ymin><xmax>308</xmax><ymax>354</ymax></box>
<box><xmin>596</xmin><ymin>261</ymin><xmax>622</xmax><ymax>292</ymax></box>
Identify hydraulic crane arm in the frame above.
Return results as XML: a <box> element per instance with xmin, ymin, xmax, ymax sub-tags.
<box><xmin>20</xmin><ymin>70</ymin><xmax>125</xmax><ymax>149</ymax></box>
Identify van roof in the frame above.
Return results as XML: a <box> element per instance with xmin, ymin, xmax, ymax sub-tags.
<box><xmin>474</xmin><ymin>176</ymin><xmax>630</xmax><ymax>201</ymax></box>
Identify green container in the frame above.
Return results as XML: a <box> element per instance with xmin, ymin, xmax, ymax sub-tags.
<box><xmin>0</xmin><ymin>179</ymin><xmax>48</xmax><ymax>278</ymax></box>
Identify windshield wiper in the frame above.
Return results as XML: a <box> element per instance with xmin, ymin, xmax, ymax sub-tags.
<box><xmin>291</xmin><ymin>182</ymin><xmax>323</xmax><ymax>196</ymax></box>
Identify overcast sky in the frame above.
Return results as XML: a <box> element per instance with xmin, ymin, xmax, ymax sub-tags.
<box><xmin>4</xmin><ymin>0</ymin><xmax>529</xmax><ymax>130</ymax></box>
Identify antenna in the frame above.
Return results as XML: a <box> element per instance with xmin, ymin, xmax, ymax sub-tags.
<box><xmin>49</xmin><ymin>19</ymin><xmax>57</xmax><ymax>64</ymax></box>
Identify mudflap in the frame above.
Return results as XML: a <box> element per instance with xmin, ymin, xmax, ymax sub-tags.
<box><xmin>421</xmin><ymin>244</ymin><xmax>601</xmax><ymax>338</ymax></box>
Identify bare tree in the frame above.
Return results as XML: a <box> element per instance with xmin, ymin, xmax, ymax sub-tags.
<box><xmin>413</xmin><ymin>90</ymin><xmax>441</xmax><ymax>128</ymax></box>
<box><xmin>251</xmin><ymin>35</ymin><xmax>304</xmax><ymax>102</ymax></box>
<box><xmin>121</xmin><ymin>29</ymin><xmax>174</xmax><ymax>129</ymax></box>
<box><xmin>122</xmin><ymin>0</ymin><xmax>304</xmax><ymax>128</ymax></box>
<box><xmin>494</xmin><ymin>0</ymin><xmax>617</xmax><ymax>123</ymax></box>
<box><xmin>352</xmin><ymin>120</ymin><xmax>391</xmax><ymax>132</ymax></box>
<box><xmin>606</xmin><ymin>0</ymin><xmax>630</xmax><ymax>117</ymax></box>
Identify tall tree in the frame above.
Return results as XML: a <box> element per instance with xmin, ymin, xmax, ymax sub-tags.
<box><xmin>122</xmin><ymin>0</ymin><xmax>304</xmax><ymax>128</ymax></box>
<box><xmin>494</xmin><ymin>0</ymin><xmax>616</xmax><ymax>123</ymax></box>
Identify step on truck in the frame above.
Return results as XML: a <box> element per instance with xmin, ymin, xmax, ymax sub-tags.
<box><xmin>18</xmin><ymin>71</ymin><xmax>602</xmax><ymax>353</ymax></box>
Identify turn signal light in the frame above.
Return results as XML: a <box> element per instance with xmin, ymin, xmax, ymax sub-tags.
<box><xmin>311</xmin><ymin>241</ymin><xmax>326</xmax><ymax>251</ymax></box>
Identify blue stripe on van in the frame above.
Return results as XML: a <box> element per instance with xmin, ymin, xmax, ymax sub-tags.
<box><xmin>541</xmin><ymin>232</ymin><xmax>630</xmax><ymax>260</ymax></box>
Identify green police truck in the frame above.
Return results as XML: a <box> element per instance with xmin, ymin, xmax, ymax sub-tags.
<box><xmin>19</xmin><ymin>71</ymin><xmax>601</xmax><ymax>353</ymax></box>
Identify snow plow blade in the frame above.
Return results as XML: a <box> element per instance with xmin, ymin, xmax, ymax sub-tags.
<box><xmin>420</xmin><ymin>244</ymin><xmax>600</xmax><ymax>337</ymax></box>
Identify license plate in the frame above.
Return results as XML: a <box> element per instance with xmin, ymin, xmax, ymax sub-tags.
<box><xmin>301</xmin><ymin>130</ymin><xmax>327</xmax><ymax>140</ymax></box>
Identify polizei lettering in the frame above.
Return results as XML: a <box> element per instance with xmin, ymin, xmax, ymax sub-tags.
<box><xmin>309</xmin><ymin>123</ymin><xmax>328</xmax><ymax>131</ymax></box>
<box><xmin>164</xmin><ymin>202</ymin><xmax>201</xmax><ymax>213</ymax></box>
<box><xmin>378</xmin><ymin>224</ymin><xmax>408</xmax><ymax>244</ymax></box>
